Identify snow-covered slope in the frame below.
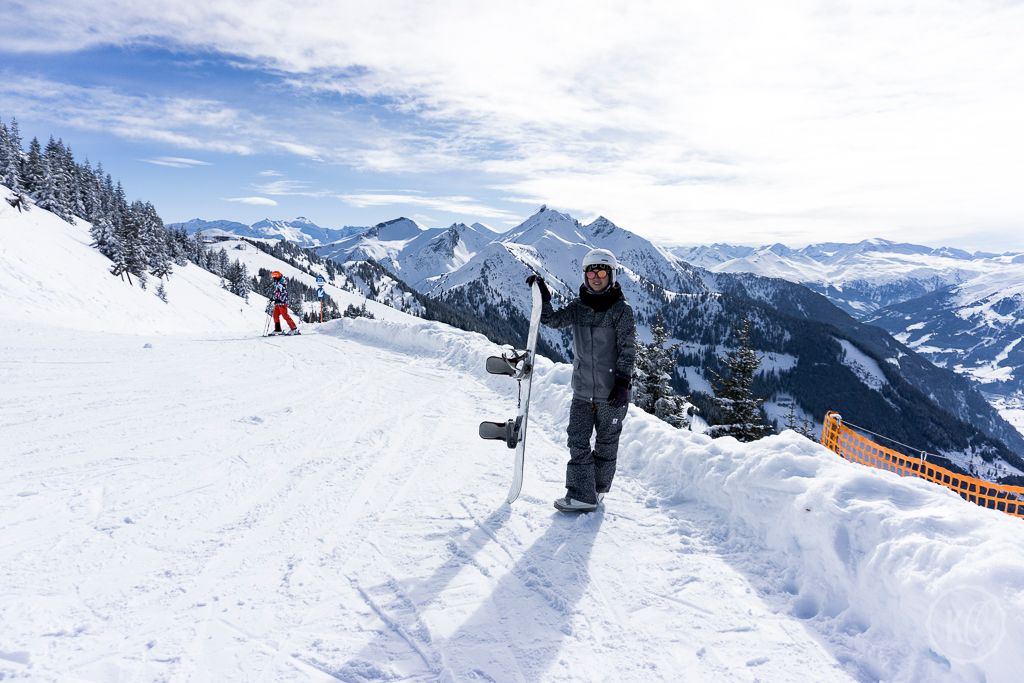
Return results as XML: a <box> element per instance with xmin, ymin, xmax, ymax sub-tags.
<box><xmin>0</xmin><ymin>200</ymin><xmax>265</xmax><ymax>335</ymax></box>
<box><xmin>869</xmin><ymin>267</ymin><xmax>1024</xmax><ymax>403</ymax></box>
<box><xmin>4</xmin><ymin>197</ymin><xmax>1024</xmax><ymax>681</ymax></box>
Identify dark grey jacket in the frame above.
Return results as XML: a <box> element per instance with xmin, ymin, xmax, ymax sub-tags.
<box><xmin>541</xmin><ymin>283</ymin><xmax>637</xmax><ymax>403</ymax></box>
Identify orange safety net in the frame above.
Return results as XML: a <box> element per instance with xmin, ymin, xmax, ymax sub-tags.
<box><xmin>820</xmin><ymin>411</ymin><xmax>1024</xmax><ymax>519</ymax></box>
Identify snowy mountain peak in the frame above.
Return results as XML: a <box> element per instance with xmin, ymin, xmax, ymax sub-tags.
<box><xmin>763</xmin><ymin>243</ymin><xmax>794</xmax><ymax>257</ymax></box>
<box><xmin>503</xmin><ymin>206</ymin><xmax>584</xmax><ymax>245</ymax></box>
<box><xmin>250</xmin><ymin>217</ymin><xmax>326</xmax><ymax>232</ymax></box>
<box><xmin>367</xmin><ymin>217</ymin><xmax>422</xmax><ymax>241</ymax></box>
<box><xmin>585</xmin><ymin>216</ymin><xmax>624</xmax><ymax>240</ymax></box>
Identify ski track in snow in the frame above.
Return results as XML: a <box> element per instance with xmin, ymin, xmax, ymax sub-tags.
<box><xmin>0</xmin><ymin>321</ymin><xmax>859</xmax><ymax>682</ymax></box>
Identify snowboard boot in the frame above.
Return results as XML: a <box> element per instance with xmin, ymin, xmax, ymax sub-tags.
<box><xmin>554</xmin><ymin>496</ymin><xmax>597</xmax><ymax>513</ymax></box>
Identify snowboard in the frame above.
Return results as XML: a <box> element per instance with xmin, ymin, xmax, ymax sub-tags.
<box><xmin>479</xmin><ymin>279</ymin><xmax>543</xmax><ymax>504</ymax></box>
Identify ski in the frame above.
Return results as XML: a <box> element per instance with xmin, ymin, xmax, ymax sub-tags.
<box><xmin>479</xmin><ymin>279</ymin><xmax>543</xmax><ymax>504</ymax></box>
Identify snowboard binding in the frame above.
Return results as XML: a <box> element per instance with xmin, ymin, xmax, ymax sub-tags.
<box><xmin>485</xmin><ymin>349</ymin><xmax>531</xmax><ymax>379</ymax></box>
<box><xmin>479</xmin><ymin>416</ymin><xmax>523</xmax><ymax>449</ymax></box>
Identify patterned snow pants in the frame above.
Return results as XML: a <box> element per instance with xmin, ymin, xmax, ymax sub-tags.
<box><xmin>565</xmin><ymin>399</ymin><xmax>628</xmax><ymax>504</ymax></box>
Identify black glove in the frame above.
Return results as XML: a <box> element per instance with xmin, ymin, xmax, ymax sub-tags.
<box><xmin>608</xmin><ymin>373</ymin><xmax>631</xmax><ymax>408</ymax></box>
<box><xmin>526</xmin><ymin>274</ymin><xmax>551</xmax><ymax>303</ymax></box>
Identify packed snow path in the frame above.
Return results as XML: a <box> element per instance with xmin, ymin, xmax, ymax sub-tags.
<box><xmin>2</xmin><ymin>323</ymin><xmax>855</xmax><ymax>682</ymax></box>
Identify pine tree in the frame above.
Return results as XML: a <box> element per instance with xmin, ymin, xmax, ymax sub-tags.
<box><xmin>708</xmin><ymin>318</ymin><xmax>773</xmax><ymax>441</ymax></box>
<box><xmin>156</xmin><ymin>280</ymin><xmax>168</xmax><ymax>303</ymax></box>
<box><xmin>112</xmin><ymin>201</ymin><xmax>148</xmax><ymax>287</ymax></box>
<box><xmin>64</xmin><ymin>144</ymin><xmax>86</xmax><ymax>219</ymax></box>
<box><xmin>632</xmin><ymin>315</ymin><xmax>694</xmax><ymax>428</ymax></box>
<box><xmin>0</xmin><ymin>120</ymin><xmax>9</xmax><ymax>173</ymax></box>
<box><xmin>34</xmin><ymin>157</ymin><xmax>65</xmax><ymax>218</ymax></box>
<box><xmin>1</xmin><ymin>117</ymin><xmax>24</xmax><ymax>193</ymax></box>
<box><xmin>142</xmin><ymin>202</ymin><xmax>172</xmax><ymax>279</ymax></box>
<box><xmin>79</xmin><ymin>159</ymin><xmax>102</xmax><ymax>220</ymax></box>
<box><xmin>89</xmin><ymin>210</ymin><xmax>119</xmax><ymax>260</ymax></box>
<box><xmin>215</xmin><ymin>248</ymin><xmax>230</xmax><ymax>276</ymax></box>
<box><xmin>43</xmin><ymin>137</ymin><xmax>73</xmax><ymax>221</ymax></box>
<box><xmin>23</xmin><ymin>137</ymin><xmax>45</xmax><ymax>196</ymax></box>
<box><xmin>223</xmin><ymin>259</ymin><xmax>251</xmax><ymax>300</ymax></box>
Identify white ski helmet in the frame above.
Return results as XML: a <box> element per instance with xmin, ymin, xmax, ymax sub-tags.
<box><xmin>582</xmin><ymin>248</ymin><xmax>618</xmax><ymax>285</ymax></box>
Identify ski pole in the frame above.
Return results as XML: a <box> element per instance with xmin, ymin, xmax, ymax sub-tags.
<box><xmin>262</xmin><ymin>309</ymin><xmax>272</xmax><ymax>337</ymax></box>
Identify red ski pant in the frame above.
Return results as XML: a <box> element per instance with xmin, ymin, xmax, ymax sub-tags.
<box><xmin>273</xmin><ymin>304</ymin><xmax>297</xmax><ymax>330</ymax></box>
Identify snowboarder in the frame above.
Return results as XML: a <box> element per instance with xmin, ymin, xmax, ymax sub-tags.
<box><xmin>527</xmin><ymin>248</ymin><xmax>636</xmax><ymax>512</ymax></box>
<box><xmin>269</xmin><ymin>271</ymin><xmax>300</xmax><ymax>336</ymax></box>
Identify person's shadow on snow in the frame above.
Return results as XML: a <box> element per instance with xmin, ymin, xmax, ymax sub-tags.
<box><xmin>336</xmin><ymin>506</ymin><xmax>604</xmax><ymax>681</ymax></box>
<box><xmin>440</xmin><ymin>508</ymin><xmax>605</xmax><ymax>680</ymax></box>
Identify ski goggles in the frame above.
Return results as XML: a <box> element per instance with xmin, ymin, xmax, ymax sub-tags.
<box><xmin>584</xmin><ymin>265</ymin><xmax>611</xmax><ymax>279</ymax></box>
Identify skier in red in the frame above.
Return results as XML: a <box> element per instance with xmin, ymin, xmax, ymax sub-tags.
<box><xmin>270</xmin><ymin>271</ymin><xmax>300</xmax><ymax>336</ymax></box>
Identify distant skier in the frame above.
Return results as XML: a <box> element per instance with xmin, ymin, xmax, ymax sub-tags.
<box><xmin>269</xmin><ymin>270</ymin><xmax>300</xmax><ymax>336</ymax></box>
<box><xmin>527</xmin><ymin>248</ymin><xmax>636</xmax><ymax>512</ymax></box>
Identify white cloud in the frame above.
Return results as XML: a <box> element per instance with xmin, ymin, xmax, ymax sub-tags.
<box><xmin>338</xmin><ymin>193</ymin><xmax>520</xmax><ymax>220</ymax></box>
<box><xmin>5</xmin><ymin>1</ymin><xmax>1024</xmax><ymax>247</ymax></box>
<box><xmin>141</xmin><ymin>156</ymin><xmax>212</xmax><ymax>168</ymax></box>
<box><xmin>252</xmin><ymin>180</ymin><xmax>332</xmax><ymax>198</ymax></box>
<box><xmin>223</xmin><ymin>196</ymin><xmax>277</xmax><ymax>206</ymax></box>
<box><xmin>258</xmin><ymin>169</ymin><xmax>283</xmax><ymax>176</ymax></box>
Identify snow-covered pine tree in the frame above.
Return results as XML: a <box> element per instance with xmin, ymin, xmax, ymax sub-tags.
<box><xmin>141</xmin><ymin>201</ymin><xmax>172</xmax><ymax>279</ymax></box>
<box><xmin>112</xmin><ymin>201</ymin><xmax>148</xmax><ymax>287</ymax></box>
<box><xmin>1</xmin><ymin>117</ymin><xmax>24</xmax><ymax>194</ymax></box>
<box><xmin>64</xmin><ymin>144</ymin><xmax>87</xmax><ymax>219</ymax></box>
<box><xmin>83</xmin><ymin>163</ymin><xmax>117</xmax><ymax>258</ymax></box>
<box><xmin>156</xmin><ymin>280</ymin><xmax>168</xmax><ymax>303</ymax></box>
<box><xmin>188</xmin><ymin>230</ymin><xmax>206</xmax><ymax>265</ymax></box>
<box><xmin>23</xmin><ymin>137</ymin><xmax>45</xmax><ymax>197</ymax></box>
<box><xmin>708</xmin><ymin>317</ymin><xmax>773</xmax><ymax>441</ymax></box>
<box><xmin>43</xmin><ymin>137</ymin><xmax>73</xmax><ymax>221</ymax></box>
<box><xmin>0</xmin><ymin>120</ymin><xmax>9</xmax><ymax>170</ymax></box>
<box><xmin>288</xmin><ymin>276</ymin><xmax>303</xmax><ymax>317</ymax></box>
<box><xmin>79</xmin><ymin>159</ymin><xmax>102</xmax><ymax>221</ymax></box>
<box><xmin>215</xmin><ymin>248</ymin><xmax>230</xmax><ymax>277</ymax></box>
<box><xmin>0</xmin><ymin>117</ymin><xmax>30</xmax><ymax>211</ymax></box>
<box><xmin>167</xmin><ymin>227</ymin><xmax>189</xmax><ymax>266</ymax></box>
<box><xmin>34</xmin><ymin>157</ymin><xmax>65</xmax><ymax>219</ymax></box>
<box><xmin>631</xmin><ymin>315</ymin><xmax>694</xmax><ymax>428</ymax></box>
<box><xmin>223</xmin><ymin>259</ymin><xmax>251</xmax><ymax>301</ymax></box>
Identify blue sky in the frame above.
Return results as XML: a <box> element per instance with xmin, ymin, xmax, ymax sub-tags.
<box><xmin>3</xmin><ymin>1</ymin><xmax>1024</xmax><ymax>249</ymax></box>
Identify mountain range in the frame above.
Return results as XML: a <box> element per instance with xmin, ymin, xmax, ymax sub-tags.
<box><xmin>669</xmin><ymin>239</ymin><xmax>1024</xmax><ymax>425</ymax></box>
<box><xmin>670</xmin><ymin>238</ymin><xmax>1018</xmax><ymax>317</ymax></box>
<box><xmin>174</xmin><ymin>208</ymin><xmax>1024</xmax><ymax>481</ymax></box>
<box><xmin>169</xmin><ymin>217</ymin><xmax>364</xmax><ymax>247</ymax></box>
